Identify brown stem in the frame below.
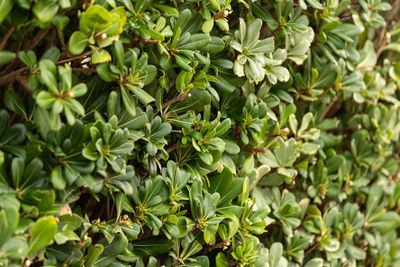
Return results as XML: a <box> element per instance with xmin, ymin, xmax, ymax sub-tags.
<box><xmin>386</xmin><ymin>0</ymin><xmax>400</xmax><ymax>22</ymax></box>
<box><xmin>57</xmin><ymin>46</ymin><xmax>103</xmax><ymax>64</ymax></box>
<box><xmin>304</xmin><ymin>242</ymin><xmax>319</xmax><ymax>257</ymax></box>
<box><xmin>213</xmin><ymin>10</ymin><xmax>228</xmax><ymax>20</ymax></box>
<box><xmin>71</xmin><ymin>67</ymin><xmax>97</xmax><ymax>73</ymax></box>
<box><xmin>265</xmin><ymin>128</ymin><xmax>289</xmax><ymax>137</ymax></box>
<box><xmin>320</xmin><ymin>92</ymin><xmax>342</xmax><ymax>121</ymax></box>
<box><xmin>0</xmin><ymin>47</ymin><xmax>102</xmax><ymax>88</ymax></box>
<box><xmin>162</xmin><ymin>93</ymin><xmax>191</xmax><ymax>109</ymax></box>
<box><xmin>240</xmin><ymin>147</ymin><xmax>266</xmax><ymax>153</ymax></box>
<box><xmin>0</xmin><ymin>25</ymin><xmax>15</xmax><ymax>50</ymax></box>
<box><xmin>166</xmin><ymin>144</ymin><xmax>184</xmax><ymax>154</ymax></box>
<box><xmin>376</xmin><ymin>32</ymin><xmax>391</xmax><ymax>58</ymax></box>
<box><xmin>153</xmin><ymin>93</ymin><xmax>191</xmax><ymax>115</ymax></box>
<box><xmin>228</xmin><ymin>260</ymin><xmax>239</xmax><ymax>267</ymax></box>
<box><xmin>131</xmin><ymin>36</ymin><xmax>161</xmax><ymax>45</ymax></box>
<box><xmin>17</xmin><ymin>76</ymin><xmax>33</xmax><ymax>93</ymax></box>
<box><xmin>27</xmin><ymin>28</ymin><xmax>51</xmax><ymax>50</ymax></box>
<box><xmin>374</xmin><ymin>0</ymin><xmax>400</xmax><ymax>58</ymax></box>
<box><xmin>202</xmin><ymin>240</ymin><xmax>230</xmax><ymax>254</ymax></box>
<box><xmin>61</xmin><ymin>236</ymin><xmax>88</xmax><ymax>266</ymax></box>
<box><xmin>0</xmin><ymin>67</ymin><xmax>28</xmax><ymax>87</ymax></box>
<box><xmin>302</xmin><ymin>11</ymin><xmax>314</xmax><ymax>17</ymax></box>
<box><xmin>328</xmin><ymin>124</ymin><xmax>361</xmax><ymax>132</ymax></box>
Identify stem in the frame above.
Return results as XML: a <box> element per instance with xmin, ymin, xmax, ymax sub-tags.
<box><xmin>0</xmin><ymin>67</ymin><xmax>28</xmax><ymax>87</ymax></box>
<box><xmin>166</xmin><ymin>144</ymin><xmax>184</xmax><ymax>154</ymax></box>
<box><xmin>153</xmin><ymin>93</ymin><xmax>191</xmax><ymax>115</ymax></box>
<box><xmin>162</xmin><ymin>93</ymin><xmax>191</xmax><ymax>109</ymax></box>
<box><xmin>61</xmin><ymin>235</ymin><xmax>88</xmax><ymax>266</ymax></box>
<box><xmin>320</xmin><ymin>92</ymin><xmax>342</xmax><ymax>121</ymax></box>
<box><xmin>328</xmin><ymin>124</ymin><xmax>361</xmax><ymax>132</ymax></box>
<box><xmin>0</xmin><ymin>25</ymin><xmax>15</xmax><ymax>50</ymax></box>
<box><xmin>386</xmin><ymin>0</ymin><xmax>400</xmax><ymax>22</ymax></box>
<box><xmin>240</xmin><ymin>147</ymin><xmax>266</xmax><ymax>153</ymax></box>
<box><xmin>71</xmin><ymin>67</ymin><xmax>97</xmax><ymax>73</ymax></box>
<box><xmin>376</xmin><ymin>32</ymin><xmax>391</xmax><ymax>58</ymax></box>
<box><xmin>57</xmin><ymin>46</ymin><xmax>103</xmax><ymax>64</ymax></box>
<box><xmin>27</xmin><ymin>28</ymin><xmax>51</xmax><ymax>50</ymax></box>
<box><xmin>304</xmin><ymin>242</ymin><xmax>319</xmax><ymax>257</ymax></box>
<box><xmin>213</xmin><ymin>10</ymin><xmax>228</xmax><ymax>20</ymax></box>
<box><xmin>202</xmin><ymin>240</ymin><xmax>230</xmax><ymax>254</ymax></box>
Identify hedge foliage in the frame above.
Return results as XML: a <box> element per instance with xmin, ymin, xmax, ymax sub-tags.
<box><xmin>1</xmin><ymin>0</ymin><xmax>400</xmax><ymax>266</ymax></box>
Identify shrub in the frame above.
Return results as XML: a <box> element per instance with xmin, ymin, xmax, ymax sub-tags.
<box><xmin>1</xmin><ymin>0</ymin><xmax>400</xmax><ymax>266</ymax></box>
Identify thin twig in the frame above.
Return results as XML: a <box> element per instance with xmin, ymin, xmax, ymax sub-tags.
<box><xmin>162</xmin><ymin>93</ymin><xmax>191</xmax><ymax>109</ymax></box>
<box><xmin>61</xmin><ymin>235</ymin><xmax>88</xmax><ymax>266</ymax></box>
<box><xmin>166</xmin><ymin>144</ymin><xmax>184</xmax><ymax>154</ymax></box>
<box><xmin>376</xmin><ymin>32</ymin><xmax>391</xmax><ymax>58</ymax></box>
<box><xmin>27</xmin><ymin>28</ymin><xmax>51</xmax><ymax>50</ymax></box>
<box><xmin>374</xmin><ymin>0</ymin><xmax>400</xmax><ymax>58</ymax></box>
<box><xmin>240</xmin><ymin>147</ymin><xmax>267</xmax><ymax>153</ymax></box>
<box><xmin>320</xmin><ymin>92</ymin><xmax>342</xmax><ymax>121</ymax></box>
<box><xmin>386</xmin><ymin>0</ymin><xmax>400</xmax><ymax>22</ymax></box>
<box><xmin>57</xmin><ymin>46</ymin><xmax>103</xmax><ymax>64</ymax></box>
<box><xmin>328</xmin><ymin>124</ymin><xmax>361</xmax><ymax>132</ymax></box>
<box><xmin>17</xmin><ymin>76</ymin><xmax>33</xmax><ymax>93</ymax></box>
<box><xmin>0</xmin><ymin>48</ymin><xmax>101</xmax><ymax>87</ymax></box>
<box><xmin>71</xmin><ymin>67</ymin><xmax>97</xmax><ymax>73</ymax></box>
<box><xmin>0</xmin><ymin>25</ymin><xmax>15</xmax><ymax>50</ymax></box>
<box><xmin>0</xmin><ymin>67</ymin><xmax>28</xmax><ymax>87</ymax></box>
<box><xmin>304</xmin><ymin>242</ymin><xmax>319</xmax><ymax>257</ymax></box>
<box><xmin>202</xmin><ymin>240</ymin><xmax>230</xmax><ymax>254</ymax></box>
<box><xmin>213</xmin><ymin>10</ymin><xmax>228</xmax><ymax>20</ymax></box>
<box><xmin>153</xmin><ymin>93</ymin><xmax>191</xmax><ymax>115</ymax></box>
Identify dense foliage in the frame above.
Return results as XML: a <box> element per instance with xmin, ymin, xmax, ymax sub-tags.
<box><xmin>1</xmin><ymin>0</ymin><xmax>400</xmax><ymax>266</ymax></box>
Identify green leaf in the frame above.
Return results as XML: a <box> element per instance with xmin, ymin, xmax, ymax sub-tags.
<box><xmin>0</xmin><ymin>195</ymin><xmax>19</xmax><ymax>248</ymax></box>
<box><xmin>18</xmin><ymin>50</ymin><xmax>36</xmax><ymax>70</ymax></box>
<box><xmin>177</xmin><ymin>33</ymin><xmax>211</xmax><ymax>50</ymax></box>
<box><xmin>0</xmin><ymin>238</ymin><xmax>28</xmax><ymax>259</ymax></box>
<box><xmin>51</xmin><ymin>166</ymin><xmax>66</xmax><ymax>190</ymax></box>
<box><xmin>216</xmin><ymin>252</ymin><xmax>229</xmax><ymax>267</ymax></box>
<box><xmin>79</xmin><ymin>5</ymin><xmax>112</xmax><ymax>35</ymax></box>
<box><xmin>4</xmin><ymin>88</ymin><xmax>27</xmax><ymax>119</ymax></box>
<box><xmin>114</xmin><ymin>40</ymin><xmax>125</xmax><ymax>67</ymax></box>
<box><xmin>306</xmin><ymin>0</ymin><xmax>323</xmax><ymax>9</ymax></box>
<box><xmin>357</xmin><ymin>41</ymin><xmax>377</xmax><ymax>69</ymax></box>
<box><xmin>215</xmin><ymin>119</ymin><xmax>231</xmax><ymax>137</ymax></box>
<box><xmin>39</xmin><ymin>59</ymin><xmax>58</xmax><ymax>94</ymax></box>
<box><xmin>68</xmin><ymin>31</ymin><xmax>88</xmax><ymax>55</ymax></box>
<box><xmin>102</xmin><ymin>234</ymin><xmax>128</xmax><ymax>256</ymax></box>
<box><xmin>36</xmin><ymin>91</ymin><xmax>55</xmax><ymax>109</ymax></box>
<box><xmin>198</xmin><ymin>151</ymin><xmax>213</xmax><ymax>165</ymax></box>
<box><xmin>209</xmin><ymin>168</ymin><xmax>233</xmax><ymax>196</ymax></box>
<box><xmin>171</xmin><ymin>88</ymin><xmax>211</xmax><ymax>114</ymax></box>
<box><xmin>0</xmin><ymin>0</ymin><xmax>13</xmax><ymax>25</ymax></box>
<box><xmin>41</xmin><ymin>47</ymin><xmax>60</xmax><ymax>62</ymax></box>
<box><xmin>96</xmin><ymin>63</ymin><xmax>119</xmax><ymax>82</ymax></box>
<box><xmin>27</xmin><ymin>216</ymin><xmax>57</xmax><ymax>255</ymax></box>
<box><xmin>0</xmin><ymin>50</ymin><xmax>16</xmax><ymax>67</ymax></box>
<box><xmin>86</xmin><ymin>244</ymin><xmax>104</xmax><ymax>267</ymax></box>
<box><xmin>92</xmin><ymin>48</ymin><xmax>111</xmax><ymax>64</ymax></box>
<box><xmin>243</xmin><ymin>154</ymin><xmax>254</xmax><ymax>174</ymax></box>
<box><xmin>33</xmin><ymin>0</ymin><xmax>59</xmax><ymax>22</ymax></box>
<box><xmin>131</xmin><ymin>237</ymin><xmax>174</xmax><ymax>257</ymax></box>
